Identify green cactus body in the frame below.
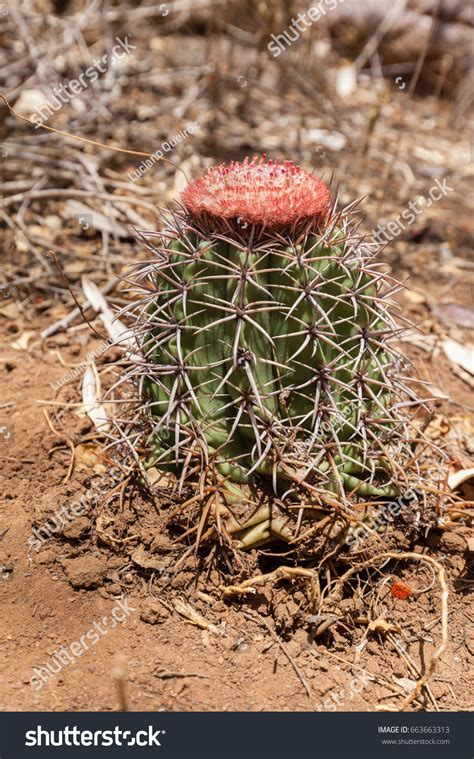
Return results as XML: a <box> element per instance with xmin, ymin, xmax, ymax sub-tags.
<box><xmin>139</xmin><ymin>229</ymin><xmax>402</xmax><ymax>497</ymax></box>
<box><xmin>121</xmin><ymin>158</ymin><xmax>414</xmax><ymax>543</ymax></box>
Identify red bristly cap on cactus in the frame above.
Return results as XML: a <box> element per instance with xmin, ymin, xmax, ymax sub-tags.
<box><xmin>181</xmin><ymin>155</ymin><xmax>330</xmax><ymax>232</ymax></box>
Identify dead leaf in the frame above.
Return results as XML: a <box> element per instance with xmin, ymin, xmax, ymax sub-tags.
<box><xmin>65</xmin><ymin>199</ymin><xmax>130</xmax><ymax>238</ymax></box>
<box><xmin>435</xmin><ymin>303</ymin><xmax>474</xmax><ymax>330</ymax></box>
<box><xmin>81</xmin><ymin>365</ymin><xmax>109</xmax><ymax>432</ymax></box>
<box><xmin>81</xmin><ymin>277</ymin><xmax>139</xmax><ymax>358</ymax></box>
<box><xmin>10</xmin><ymin>331</ymin><xmax>35</xmax><ymax>351</ymax></box>
<box><xmin>145</xmin><ymin>466</ymin><xmax>177</xmax><ymax>489</ymax></box>
<box><xmin>368</xmin><ymin>618</ymin><xmax>402</xmax><ymax>635</ymax></box>
<box><xmin>448</xmin><ymin>467</ymin><xmax>474</xmax><ymax>491</ymax></box>
<box><xmin>442</xmin><ymin>338</ymin><xmax>474</xmax><ymax>375</ymax></box>
<box><xmin>0</xmin><ymin>303</ymin><xmax>21</xmax><ymax>320</ymax></box>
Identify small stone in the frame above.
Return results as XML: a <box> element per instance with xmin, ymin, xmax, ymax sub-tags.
<box><xmin>62</xmin><ymin>517</ymin><xmax>90</xmax><ymax>540</ymax></box>
<box><xmin>106</xmin><ymin>582</ymin><xmax>123</xmax><ymax>595</ymax></box>
<box><xmin>394</xmin><ymin>676</ymin><xmax>417</xmax><ymax>694</ymax></box>
<box><xmin>291</xmin><ymin>628</ymin><xmax>313</xmax><ymax>652</ymax></box>
<box><xmin>439</xmin><ymin>530</ymin><xmax>467</xmax><ymax>554</ymax></box>
<box><xmin>139</xmin><ymin>599</ymin><xmax>168</xmax><ymax>625</ymax></box>
<box><xmin>44</xmin><ymin>215</ymin><xmax>62</xmax><ymax>232</ymax></box>
<box><xmin>62</xmin><ymin>555</ymin><xmax>108</xmax><ymax>589</ymax></box>
<box><xmin>34</xmin><ymin>548</ymin><xmax>57</xmax><ymax>565</ymax></box>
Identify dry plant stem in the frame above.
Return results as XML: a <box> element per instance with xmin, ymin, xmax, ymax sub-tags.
<box><xmin>221</xmin><ymin>566</ymin><xmax>319</xmax><ymax>605</ymax></box>
<box><xmin>194</xmin><ymin>492</ymin><xmax>216</xmax><ymax>553</ymax></box>
<box><xmin>407</xmin><ymin>0</ymin><xmax>442</xmax><ymax>98</ymax></box>
<box><xmin>153</xmin><ymin>670</ymin><xmax>208</xmax><ymax>680</ymax></box>
<box><xmin>354</xmin><ymin>0</ymin><xmax>407</xmax><ymax>71</ymax></box>
<box><xmin>172</xmin><ymin>597</ymin><xmax>222</xmax><ymax>635</ymax></box>
<box><xmin>386</xmin><ymin>632</ymin><xmax>438</xmax><ymax>711</ymax></box>
<box><xmin>380</xmin><ymin>0</ymin><xmax>442</xmax><ymax>197</ymax></box>
<box><xmin>0</xmin><ymin>95</ymin><xmax>191</xmax><ymax>184</ymax></box>
<box><xmin>327</xmin><ymin>551</ymin><xmax>448</xmax><ymax>712</ymax></box>
<box><xmin>1</xmin><ymin>188</ymin><xmax>157</xmax><ymax>212</ymax></box>
<box><xmin>290</xmin><ymin>514</ymin><xmax>334</xmax><ymax>543</ymax></box>
<box><xmin>48</xmin><ymin>251</ymin><xmax>108</xmax><ymax>341</ymax></box>
<box><xmin>41</xmin><ymin>276</ymin><xmax>121</xmax><ymax>339</ymax></box>
<box><xmin>243</xmin><ymin>610</ymin><xmax>312</xmax><ymax>701</ymax></box>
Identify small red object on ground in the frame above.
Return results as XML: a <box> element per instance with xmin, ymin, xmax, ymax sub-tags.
<box><xmin>390</xmin><ymin>581</ymin><xmax>412</xmax><ymax>600</ymax></box>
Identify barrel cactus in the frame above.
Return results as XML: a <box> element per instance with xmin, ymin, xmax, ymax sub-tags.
<box><xmin>120</xmin><ymin>156</ymin><xmax>417</xmax><ymax>547</ymax></box>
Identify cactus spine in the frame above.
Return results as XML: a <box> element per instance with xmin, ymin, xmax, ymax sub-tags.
<box><xmin>120</xmin><ymin>157</ymin><xmax>416</xmax><ymax>543</ymax></box>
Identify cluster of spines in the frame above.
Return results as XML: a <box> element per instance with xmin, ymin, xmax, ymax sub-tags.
<box><xmin>112</xmin><ymin>204</ymin><xmax>418</xmax><ymax>506</ymax></box>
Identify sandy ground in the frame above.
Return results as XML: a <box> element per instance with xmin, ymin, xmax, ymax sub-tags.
<box><xmin>0</xmin><ymin>2</ymin><xmax>472</xmax><ymax>714</ymax></box>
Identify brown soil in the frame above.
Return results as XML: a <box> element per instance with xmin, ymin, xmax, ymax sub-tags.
<box><xmin>0</xmin><ymin>1</ymin><xmax>473</xmax><ymax>714</ymax></box>
<box><xmin>0</xmin><ymin>281</ymin><xmax>472</xmax><ymax>712</ymax></box>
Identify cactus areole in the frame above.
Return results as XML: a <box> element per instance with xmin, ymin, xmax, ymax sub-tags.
<box><xmin>125</xmin><ymin>156</ymin><xmax>414</xmax><ymax>544</ymax></box>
